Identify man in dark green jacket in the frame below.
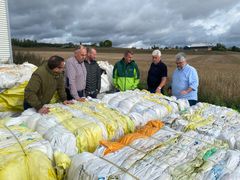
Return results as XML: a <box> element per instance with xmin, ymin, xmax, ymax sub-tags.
<box><xmin>24</xmin><ymin>55</ymin><xmax>72</xmax><ymax>114</ymax></box>
<box><xmin>113</xmin><ymin>50</ymin><xmax>140</xmax><ymax>91</ymax></box>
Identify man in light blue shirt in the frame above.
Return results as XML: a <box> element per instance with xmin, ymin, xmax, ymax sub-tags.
<box><xmin>171</xmin><ymin>52</ymin><xmax>199</xmax><ymax>106</ymax></box>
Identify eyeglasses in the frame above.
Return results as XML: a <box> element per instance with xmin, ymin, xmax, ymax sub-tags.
<box><xmin>57</xmin><ymin>66</ymin><xmax>65</xmax><ymax>69</ymax></box>
<box><xmin>176</xmin><ymin>61</ymin><xmax>184</xmax><ymax>65</ymax></box>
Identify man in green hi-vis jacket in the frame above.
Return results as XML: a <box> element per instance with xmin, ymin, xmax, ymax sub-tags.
<box><xmin>113</xmin><ymin>50</ymin><xmax>140</xmax><ymax>91</ymax></box>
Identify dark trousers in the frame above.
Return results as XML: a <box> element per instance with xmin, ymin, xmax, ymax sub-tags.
<box><xmin>65</xmin><ymin>88</ymin><xmax>85</xmax><ymax>100</ymax></box>
<box><xmin>86</xmin><ymin>91</ymin><xmax>98</xmax><ymax>98</ymax></box>
<box><xmin>188</xmin><ymin>100</ymin><xmax>198</xmax><ymax>106</ymax></box>
<box><xmin>23</xmin><ymin>100</ymin><xmax>32</xmax><ymax>110</ymax></box>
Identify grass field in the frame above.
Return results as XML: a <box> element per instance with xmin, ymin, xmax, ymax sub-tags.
<box><xmin>14</xmin><ymin>47</ymin><xmax>240</xmax><ymax>111</ymax></box>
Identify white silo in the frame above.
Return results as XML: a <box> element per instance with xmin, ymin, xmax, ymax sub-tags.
<box><xmin>0</xmin><ymin>0</ymin><xmax>13</xmax><ymax>64</ymax></box>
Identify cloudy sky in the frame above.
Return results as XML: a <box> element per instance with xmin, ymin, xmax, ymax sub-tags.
<box><xmin>8</xmin><ymin>0</ymin><xmax>240</xmax><ymax>48</ymax></box>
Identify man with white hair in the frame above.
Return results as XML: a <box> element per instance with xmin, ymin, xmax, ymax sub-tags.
<box><xmin>147</xmin><ymin>49</ymin><xmax>167</xmax><ymax>94</ymax></box>
<box><xmin>171</xmin><ymin>52</ymin><xmax>199</xmax><ymax>106</ymax></box>
<box><xmin>65</xmin><ymin>46</ymin><xmax>87</xmax><ymax>100</ymax></box>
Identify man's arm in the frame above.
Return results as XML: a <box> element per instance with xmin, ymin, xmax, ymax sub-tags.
<box><xmin>65</xmin><ymin>60</ymin><xmax>79</xmax><ymax>99</ymax></box>
<box><xmin>97</xmin><ymin>64</ymin><xmax>101</xmax><ymax>92</ymax></box>
<box><xmin>156</xmin><ymin>77</ymin><xmax>167</xmax><ymax>93</ymax></box>
<box><xmin>181</xmin><ymin>68</ymin><xmax>199</xmax><ymax>95</ymax></box>
<box><xmin>180</xmin><ymin>87</ymin><xmax>193</xmax><ymax>95</ymax></box>
<box><xmin>24</xmin><ymin>73</ymin><xmax>43</xmax><ymax>110</ymax></box>
<box><xmin>133</xmin><ymin>64</ymin><xmax>140</xmax><ymax>89</ymax></box>
<box><xmin>156</xmin><ymin>64</ymin><xmax>168</xmax><ymax>93</ymax></box>
<box><xmin>113</xmin><ymin>64</ymin><xmax>119</xmax><ymax>89</ymax></box>
<box><xmin>57</xmin><ymin>74</ymin><xmax>67</xmax><ymax>102</ymax></box>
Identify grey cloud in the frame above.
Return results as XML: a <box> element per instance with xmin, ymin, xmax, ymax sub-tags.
<box><xmin>166</xmin><ymin>0</ymin><xmax>239</xmax><ymax>20</ymax></box>
<box><xmin>8</xmin><ymin>0</ymin><xmax>240</xmax><ymax>47</ymax></box>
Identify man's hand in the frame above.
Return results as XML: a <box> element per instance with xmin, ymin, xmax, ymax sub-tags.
<box><xmin>180</xmin><ymin>90</ymin><xmax>188</xmax><ymax>95</ymax></box>
<box><xmin>168</xmin><ymin>88</ymin><xmax>172</xmax><ymax>95</ymax></box>
<box><xmin>63</xmin><ymin>100</ymin><xmax>74</xmax><ymax>105</ymax></box>
<box><xmin>38</xmin><ymin>107</ymin><xmax>50</xmax><ymax>114</ymax></box>
<box><xmin>155</xmin><ymin>88</ymin><xmax>162</xmax><ymax>94</ymax></box>
<box><xmin>76</xmin><ymin>97</ymin><xmax>86</xmax><ymax>102</ymax></box>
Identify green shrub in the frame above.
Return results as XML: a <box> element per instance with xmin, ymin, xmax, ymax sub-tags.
<box><xmin>13</xmin><ymin>51</ymin><xmax>46</xmax><ymax>67</ymax></box>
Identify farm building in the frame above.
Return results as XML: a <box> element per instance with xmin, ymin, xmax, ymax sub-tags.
<box><xmin>0</xmin><ymin>0</ymin><xmax>12</xmax><ymax>64</ymax></box>
<box><xmin>186</xmin><ymin>43</ymin><xmax>213</xmax><ymax>51</ymax></box>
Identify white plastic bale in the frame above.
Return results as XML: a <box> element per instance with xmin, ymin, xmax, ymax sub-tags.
<box><xmin>129</xmin><ymin>112</ymin><xmax>145</xmax><ymax>128</ymax></box>
<box><xmin>0</xmin><ymin>62</ymin><xmax>37</xmax><ymax>89</ymax></box>
<box><xmin>97</xmin><ymin>61</ymin><xmax>114</xmax><ymax>93</ymax></box>
<box><xmin>44</xmin><ymin>126</ymin><xmax>78</xmax><ymax>156</ymax></box>
<box><xmin>0</xmin><ymin>111</ymin><xmax>15</xmax><ymax>119</ymax></box>
<box><xmin>20</xmin><ymin>107</ymin><xmax>78</xmax><ymax>156</ymax></box>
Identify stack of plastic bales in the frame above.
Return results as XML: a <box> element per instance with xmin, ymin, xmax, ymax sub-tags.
<box><xmin>21</xmin><ymin>100</ymin><xmax>135</xmax><ymax>156</ymax></box>
<box><xmin>162</xmin><ymin>102</ymin><xmax>240</xmax><ymax>149</ymax></box>
<box><xmin>102</xmin><ymin>90</ymin><xmax>189</xmax><ymax>127</ymax></box>
<box><xmin>0</xmin><ymin>61</ymin><xmax>114</xmax><ymax>118</ymax></box>
<box><xmin>0</xmin><ymin>117</ymin><xmax>57</xmax><ymax>180</ymax></box>
<box><xmin>67</xmin><ymin>121</ymin><xmax>240</xmax><ymax>180</ymax></box>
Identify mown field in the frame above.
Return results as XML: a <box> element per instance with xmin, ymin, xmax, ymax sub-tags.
<box><xmin>14</xmin><ymin>47</ymin><xmax>240</xmax><ymax>111</ymax></box>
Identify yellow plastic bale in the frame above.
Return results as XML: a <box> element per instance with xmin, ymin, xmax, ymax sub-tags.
<box><xmin>54</xmin><ymin>151</ymin><xmax>71</xmax><ymax>180</ymax></box>
<box><xmin>49</xmin><ymin>107</ymin><xmax>103</xmax><ymax>153</ymax></box>
<box><xmin>69</xmin><ymin>102</ymin><xmax>135</xmax><ymax>139</ymax></box>
<box><xmin>0</xmin><ymin>123</ymin><xmax>57</xmax><ymax>180</ymax></box>
<box><xmin>143</xmin><ymin>94</ymin><xmax>173</xmax><ymax>113</ymax></box>
<box><xmin>0</xmin><ymin>81</ymin><xmax>28</xmax><ymax>112</ymax></box>
<box><xmin>0</xmin><ymin>82</ymin><xmax>59</xmax><ymax>112</ymax></box>
<box><xmin>182</xmin><ymin>104</ymin><xmax>214</xmax><ymax>131</ymax></box>
<box><xmin>48</xmin><ymin>101</ymin><xmax>135</xmax><ymax>153</ymax></box>
<box><xmin>0</xmin><ymin>150</ymin><xmax>57</xmax><ymax>180</ymax></box>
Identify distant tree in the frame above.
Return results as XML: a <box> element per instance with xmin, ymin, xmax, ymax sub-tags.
<box><xmin>231</xmin><ymin>46</ymin><xmax>240</xmax><ymax>52</ymax></box>
<box><xmin>99</xmin><ymin>41</ymin><xmax>104</xmax><ymax>47</ymax></box>
<box><xmin>212</xmin><ymin>43</ymin><xmax>227</xmax><ymax>51</ymax></box>
<box><xmin>151</xmin><ymin>45</ymin><xmax>159</xmax><ymax>50</ymax></box>
<box><xmin>103</xmin><ymin>40</ymin><xmax>112</xmax><ymax>47</ymax></box>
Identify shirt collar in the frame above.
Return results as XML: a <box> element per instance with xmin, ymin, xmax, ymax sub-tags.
<box><xmin>74</xmin><ymin>57</ymin><xmax>84</xmax><ymax>64</ymax></box>
<box><xmin>178</xmin><ymin>64</ymin><xmax>188</xmax><ymax>71</ymax></box>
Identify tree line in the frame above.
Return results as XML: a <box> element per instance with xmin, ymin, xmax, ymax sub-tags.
<box><xmin>151</xmin><ymin>43</ymin><xmax>240</xmax><ymax>52</ymax></box>
<box><xmin>11</xmin><ymin>38</ymin><xmax>113</xmax><ymax>48</ymax></box>
<box><xmin>11</xmin><ymin>38</ymin><xmax>240</xmax><ymax>52</ymax></box>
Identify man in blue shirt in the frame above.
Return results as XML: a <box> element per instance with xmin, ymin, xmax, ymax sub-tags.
<box><xmin>171</xmin><ymin>52</ymin><xmax>199</xmax><ymax>106</ymax></box>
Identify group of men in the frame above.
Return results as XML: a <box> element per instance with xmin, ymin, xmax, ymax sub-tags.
<box><xmin>112</xmin><ymin>49</ymin><xmax>199</xmax><ymax>106</ymax></box>
<box><xmin>24</xmin><ymin>46</ymin><xmax>101</xmax><ymax>114</ymax></box>
<box><xmin>24</xmin><ymin>47</ymin><xmax>199</xmax><ymax>114</ymax></box>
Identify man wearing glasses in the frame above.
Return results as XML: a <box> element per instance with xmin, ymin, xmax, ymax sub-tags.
<box><xmin>171</xmin><ymin>52</ymin><xmax>199</xmax><ymax>106</ymax></box>
<box><xmin>24</xmin><ymin>55</ymin><xmax>72</xmax><ymax>114</ymax></box>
